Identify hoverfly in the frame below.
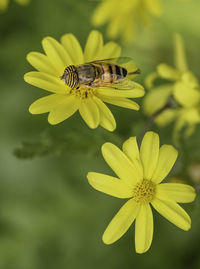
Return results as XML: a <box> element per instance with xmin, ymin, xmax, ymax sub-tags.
<box><xmin>60</xmin><ymin>57</ymin><xmax>141</xmax><ymax>90</ymax></box>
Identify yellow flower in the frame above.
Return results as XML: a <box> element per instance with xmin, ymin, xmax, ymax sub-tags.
<box><xmin>24</xmin><ymin>30</ymin><xmax>144</xmax><ymax>131</ymax></box>
<box><xmin>144</xmin><ymin>34</ymin><xmax>200</xmax><ymax>140</ymax></box>
<box><xmin>87</xmin><ymin>131</ymin><xmax>196</xmax><ymax>253</ymax></box>
<box><xmin>0</xmin><ymin>0</ymin><xmax>30</xmax><ymax>11</ymax></box>
<box><xmin>92</xmin><ymin>0</ymin><xmax>162</xmax><ymax>43</ymax></box>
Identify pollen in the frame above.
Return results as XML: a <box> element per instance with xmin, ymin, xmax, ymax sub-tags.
<box><xmin>70</xmin><ymin>87</ymin><xmax>96</xmax><ymax>99</ymax></box>
<box><xmin>133</xmin><ymin>179</ymin><xmax>156</xmax><ymax>203</ymax></box>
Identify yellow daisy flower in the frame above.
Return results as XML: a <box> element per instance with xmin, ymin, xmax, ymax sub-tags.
<box><xmin>92</xmin><ymin>0</ymin><xmax>162</xmax><ymax>43</ymax></box>
<box><xmin>144</xmin><ymin>34</ymin><xmax>200</xmax><ymax>140</ymax></box>
<box><xmin>0</xmin><ymin>0</ymin><xmax>30</xmax><ymax>12</ymax></box>
<box><xmin>24</xmin><ymin>30</ymin><xmax>144</xmax><ymax>131</ymax></box>
<box><xmin>87</xmin><ymin>131</ymin><xmax>196</xmax><ymax>253</ymax></box>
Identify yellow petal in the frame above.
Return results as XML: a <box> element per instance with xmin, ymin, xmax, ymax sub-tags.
<box><xmin>174</xmin><ymin>81</ymin><xmax>200</xmax><ymax>108</ymax></box>
<box><xmin>107</xmin><ymin>16</ymin><xmax>123</xmax><ymax>39</ymax></box>
<box><xmin>155</xmin><ymin>109</ymin><xmax>177</xmax><ymax>126</ymax></box>
<box><xmin>133</xmin><ymin>81</ymin><xmax>145</xmax><ymax>90</ymax></box>
<box><xmin>26</xmin><ymin>52</ymin><xmax>58</xmax><ymax>76</ymax></box>
<box><xmin>61</xmin><ymin>33</ymin><xmax>84</xmax><ymax>65</ymax></box>
<box><xmin>79</xmin><ymin>98</ymin><xmax>100</xmax><ymax>129</ymax></box>
<box><xmin>123</xmin><ymin>137</ymin><xmax>140</xmax><ymax>162</ymax></box>
<box><xmin>105</xmin><ymin>80</ymin><xmax>144</xmax><ymax>91</ymax></box>
<box><xmin>97</xmin><ymin>88</ymin><xmax>144</xmax><ymax>98</ymax></box>
<box><xmin>184</xmin><ymin>124</ymin><xmax>196</xmax><ymax>137</ymax></box>
<box><xmin>91</xmin><ymin>1</ymin><xmax>111</xmax><ymax>26</ymax></box>
<box><xmin>143</xmin><ymin>84</ymin><xmax>173</xmax><ymax>116</ymax></box>
<box><xmin>15</xmin><ymin>0</ymin><xmax>30</xmax><ymax>5</ymax></box>
<box><xmin>100</xmin><ymin>41</ymin><xmax>121</xmax><ymax>59</ymax></box>
<box><xmin>173</xmin><ymin>108</ymin><xmax>200</xmax><ymax>142</ymax></box>
<box><xmin>151</xmin><ymin>198</ymin><xmax>191</xmax><ymax>231</ymax></box>
<box><xmin>144</xmin><ymin>0</ymin><xmax>162</xmax><ymax>16</ymax></box>
<box><xmin>122</xmin><ymin>137</ymin><xmax>143</xmax><ymax>181</ymax></box>
<box><xmin>174</xmin><ymin>34</ymin><xmax>188</xmax><ymax>72</ymax></box>
<box><xmin>180</xmin><ymin>108</ymin><xmax>200</xmax><ymax>124</ymax></box>
<box><xmin>98</xmin><ymin>95</ymin><xmax>140</xmax><ymax>110</ymax></box>
<box><xmin>101</xmin><ymin>142</ymin><xmax>141</xmax><ymax>188</ymax></box>
<box><xmin>135</xmin><ymin>204</ymin><xmax>153</xmax><ymax>254</ymax></box>
<box><xmin>151</xmin><ymin>145</ymin><xmax>178</xmax><ymax>184</ymax></box>
<box><xmin>24</xmin><ymin>72</ymin><xmax>69</xmax><ymax>94</ymax></box>
<box><xmin>157</xmin><ymin>64</ymin><xmax>180</xmax><ymax>80</ymax></box>
<box><xmin>42</xmin><ymin>37</ymin><xmax>72</xmax><ymax>74</ymax></box>
<box><xmin>87</xmin><ymin>172</ymin><xmax>133</xmax><ymax>198</ymax></box>
<box><xmin>0</xmin><ymin>0</ymin><xmax>8</xmax><ymax>11</ymax></box>
<box><xmin>93</xmin><ymin>97</ymin><xmax>116</xmax><ymax>132</ymax></box>
<box><xmin>29</xmin><ymin>94</ymin><xmax>66</xmax><ymax>114</ymax></box>
<box><xmin>84</xmin><ymin>30</ymin><xmax>103</xmax><ymax>62</ymax></box>
<box><xmin>140</xmin><ymin>132</ymin><xmax>160</xmax><ymax>180</ymax></box>
<box><xmin>181</xmin><ymin>72</ymin><xmax>199</xmax><ymax>88</ymax></box>
<box><xmin>121</xmin><ymin>18</ymin><xmax>135</xmax><ymax>44</ymax></box>
<box><xmin>145</xmin><ymin>72</ymin><xmax>159</xmax><ymax>89</ymax></box>
<box><xmin>125</xmin><ymin>62</ymin><xmax>140</xmax><ymax>80</ymax></box>
<box><xmin>48</xmin><ymin>95</ymin><xmax>79</xmax><ymax>125</ymax></box>
<box><xmin>103</xmin><ymin>198</ymin><xmax>139</xmax><ymax>244</ymax></box>
<box><xmin>156</xmin><ymin>183</ymin><xmax>196</xmax><ymax>203</ymax></box>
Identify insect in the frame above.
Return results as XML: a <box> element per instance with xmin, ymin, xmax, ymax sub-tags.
<box><xmin>60</xmin><ymin>57</ymin><xmax>141</xmax><ymax>90</ymax></box>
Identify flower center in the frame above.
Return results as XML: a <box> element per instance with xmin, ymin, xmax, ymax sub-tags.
<box><xmin>133</xmin><ymin>179</ymin><xmax>156</xmax><ymax>203</ymax></box>
<box><xmin>70</xmin><ymin>87</ymin><xmax>96</xmax><ymax>99</ymax></box>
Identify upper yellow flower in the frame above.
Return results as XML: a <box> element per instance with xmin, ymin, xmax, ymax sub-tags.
<box><xmin>0</xmin><ymin>0</ymin><xmax>30</xmax><ymax>12</ymax></box>
<box><xmin>92</xmin><ymin>0</ymin><xmax>162</xmax><ymax>43</ymax></box>
<box><xmin>24</xmin><ymin>30</ymin><xmax>144</xmax><ymax>131</ymax></box>
<box><xmin>87</xmin><ymin>131</ymin><xmax>196</xmax><ymax>253</ymax></box>
<box><xmin>144</xmin><ymin>34</ymin><xmax>200</xmax><ymax>140</ymax></box>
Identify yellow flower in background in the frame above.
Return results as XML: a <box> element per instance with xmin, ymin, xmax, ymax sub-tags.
<box><xmin>0</xmin><ymin>0</ymin><xmax>30</xmax><ymax>12</ymax></box>
<box><xmin>92</xmin><ymin>0</ymin><xmax>162</xmax><ymax>43</ymax></box>
<box><xmin>87</xmin><ymin>131</ymin><xmax>196</xmax><ymax>253</ymax></box>
<box><xmin>144</xmin><ymin>34</ymin><xmax>200</xmax><ymax>141</ymax></box>
<box><xmin>24</xmin><ymin>30</ymin><xmax>144</xmax><ymax>131</ymax></box>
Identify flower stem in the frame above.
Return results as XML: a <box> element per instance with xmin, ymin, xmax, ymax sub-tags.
<box><xmin>139</xmin><ymin>97</ymin><xmax>177</xmax><ymax>141</ymax></box>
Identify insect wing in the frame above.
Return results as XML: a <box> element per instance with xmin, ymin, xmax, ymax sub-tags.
<box><xmin>85</xmin><ymin>57</ymin><xmax>133</xmax><ymax>65</ymax></box>
<box><xmin>107</xmin><ymin>78</ymin><xmax>143</xmax><ymax>90</ymax></box>
<box><xmin>86</xmin><ymin>58</ymin><xmax>140</xmax><ymax>78</ymax></box>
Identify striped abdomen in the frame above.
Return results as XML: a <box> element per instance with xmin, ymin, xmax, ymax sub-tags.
<box><xmin>92</xmin><ymin>63</ymin><xmax>127</xmax><ymax>86</ymax></box>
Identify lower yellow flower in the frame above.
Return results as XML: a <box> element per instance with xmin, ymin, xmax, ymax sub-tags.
<box><xmin>87</xmin><ymin>131</ymin><xmax>196</xmax><ymax>253</ymax></box>
<box><xmin>0</xmin><ymin>0</ymin><xmax>30</xmax><ymax>11</ymax></box>
<box><xmin>24</xmin><ymin>30</ymin><xmax>144</xmax><ymax>131</ymax></box>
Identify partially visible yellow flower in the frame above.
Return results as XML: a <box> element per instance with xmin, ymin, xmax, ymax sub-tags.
<box><xmin>0</xmin><ymin>0</ymin><xmax>30</xmax><ymax>12</ymax></box>
<box><xmin>92</xmin><ymin>0</ymin><xmax>162</xmax><ymax>43</ymax></box>
<box><xmin>24</xmin><ymin>30</ymin><xmax>144</xmax><ymax>131</ymax></box>
<box><xmin>87</xmin><ymin>131</ymin><xmax>196</xmax><ymax>253</ymax></box>
<box><xmin>144</xmin><ymin>34</ymin><xmax>200</xmax><ymax>141</ymax></box>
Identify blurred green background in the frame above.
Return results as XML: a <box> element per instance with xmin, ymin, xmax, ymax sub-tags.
<box><xmin>0</xmin><ymin>0</ymin><xmax>200</xmax><ymax>268</ymax></box>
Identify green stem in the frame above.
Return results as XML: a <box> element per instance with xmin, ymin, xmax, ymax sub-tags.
<box><xmin>139</xmin><ymin>97</ymin><xmax>177</xmax><ymax>141</ymax></box>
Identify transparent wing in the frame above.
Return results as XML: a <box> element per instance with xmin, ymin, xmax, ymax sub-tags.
<box><xmin>86</xmin><ymin>57</ymin><xmax>141</xmax><ymax>78</ymax></box>
<box><xmin>85</xmin><ymin>57</ymin><xmax>133</xmax><ymax>65</ymax></box>
<box><xmin>106</xmin><ymin>78</ymin><xmax>143</xmax><ymax>90</ymax></box>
